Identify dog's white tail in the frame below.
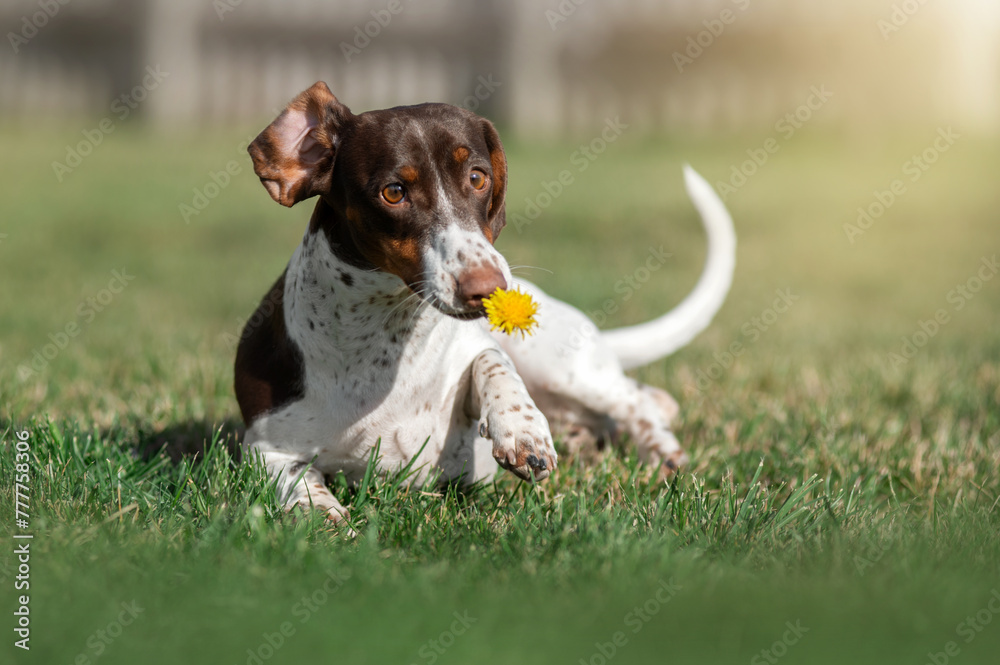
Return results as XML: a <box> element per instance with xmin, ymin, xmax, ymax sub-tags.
<box><xmin>602</xmin><ymin>165</ymin><xmax>737</xmax><ymax>370</ymax></box>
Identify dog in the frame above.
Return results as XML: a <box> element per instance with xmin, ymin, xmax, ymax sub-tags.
<box><xmin>235</xmin><ymin>82</ymin><xmax>735</xmax><ymax>525</ymax></box>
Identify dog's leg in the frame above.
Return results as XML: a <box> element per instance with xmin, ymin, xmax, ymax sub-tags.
<box><xmin>494</xmin><ymin>281</ymin><xmax>688</xmax><ymax>471</ymax></box>
<box><xmin>251</xmin><ymin>447</ymin><xmax>351</xmax><ymax>525</ymax></box>
<box><xmin>470</xmin><ymin>349</ymin><xmax>558</xmax><ymax>481</ymax></box>
<box><xmin>558</xmin><ymin>374</ymin><xmax>688</xmax><ymax>470</ymax></box>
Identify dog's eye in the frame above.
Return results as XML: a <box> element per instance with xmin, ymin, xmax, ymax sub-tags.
<box><xmin>381</xmin><ymin>183</ymin><xmax>405</xmax><ymax>204</ymax></box>
<box><xmin>469</xmin><ymin>169</ymin><xmax>488</xmax><ymax>191</ymax></box>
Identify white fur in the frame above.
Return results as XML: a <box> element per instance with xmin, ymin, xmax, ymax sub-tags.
<box><xmin>243</xmin><ymin>167</ymin><xmax>734</xmax><ymax>525</ymax></box>
<box><xmin>422</xmin><ymin>222</ymin><xmax>512</xmax><ymax>314</ymax></box>
<box><xmin>244</xmin><ymin>226</ymin><xmax>549</xmax><ymax>523</ymax></box>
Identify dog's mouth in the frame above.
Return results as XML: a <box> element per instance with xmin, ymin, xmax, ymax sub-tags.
<box><xmin>433</xmin><ymin>301</ymin><xmax>486</xmax><ymax>321</ymax></box>
<box><xmin>410</xmin><ymin>287</ymin><xmax>485</xmax><ymax>321</ymax></box>
<box><xmin>449</xmin><ymin>308</ymin><xmax>485</xmax><ymax>321</ymax></box>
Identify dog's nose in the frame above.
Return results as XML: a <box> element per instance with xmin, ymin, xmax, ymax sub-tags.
<box><xmin>456</xmin><ymin>266</ymin><xmax>506</xmax><ymax>309</ymax></box>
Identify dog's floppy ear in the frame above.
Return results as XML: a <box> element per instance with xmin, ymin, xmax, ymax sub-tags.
<box><xmin>481</xmin><ymin>118</ymin><xmax>507</xmax><ymax>241</ymax></box>
<box><xmin>249</xmin><ymin>82</ymin><xmax>352</xmax><ymax>207</ymax></box>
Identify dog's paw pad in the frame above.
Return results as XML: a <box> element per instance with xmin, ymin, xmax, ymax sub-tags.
<box><xmin>483</xmin><ymin>407</ymin><xmax>558</xmax><ymax>482</ymax></box>
<box><xmin>507</xmin><ymin>433</ymin><xmax>557</xmax><ymax>481</ymax></box>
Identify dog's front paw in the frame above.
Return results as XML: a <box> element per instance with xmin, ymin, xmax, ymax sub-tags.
<box><xmin>287</xmin><ymin>484</ymin><xmax>356</xmax><ymax>535</ymax></box>
<box><xmin>480</xmin><ymin>404</ymin><xmax>557</xmax><ymax>481</ymax></box>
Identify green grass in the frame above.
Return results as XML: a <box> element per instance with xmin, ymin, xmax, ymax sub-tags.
<box><xmin>1</xmin><ymin>123</ymin><xmax>999</xmax><ymax>664</ymax></box>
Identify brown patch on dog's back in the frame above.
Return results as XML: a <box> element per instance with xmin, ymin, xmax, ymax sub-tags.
<box><xmin>234</xmin><ymin>271</ymin><xmax>306</xmax><ymax>425</ymax></box>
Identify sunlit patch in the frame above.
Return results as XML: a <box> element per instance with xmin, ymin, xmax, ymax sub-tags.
<box><xmin>484</xmin><ymin>287</ymin><xmax>538</xmax><ymax>338</ymax></box>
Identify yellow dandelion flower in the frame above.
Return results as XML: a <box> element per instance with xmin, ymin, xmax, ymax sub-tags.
<box><xmin>483</xmin><ymin>287</ymin><xmax>539</xmax><ymax>338</ymax></box>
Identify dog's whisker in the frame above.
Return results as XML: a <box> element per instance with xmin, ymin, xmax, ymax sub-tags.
<box><xmin>508</xmin><ymin>265</ymin><xmax>553</xmax><ymax>276</ymax></box>
<box><xmin>380</xmin><ymin>279</ymin><xmax>439</xmax><ymax>326</ymax></box>
<box><xmin>382</xmin><ymin>290</ymin><xmax>425</xmax><ymax>326</ymax></box>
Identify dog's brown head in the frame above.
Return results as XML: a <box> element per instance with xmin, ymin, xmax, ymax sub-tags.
<box><xmin>249</xmin><ymin>82</ymin><xmax>511</xmax><ymax>318</ymax></box>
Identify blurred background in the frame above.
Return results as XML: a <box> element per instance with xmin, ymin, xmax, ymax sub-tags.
<box><xmin>1</xmin><ymin>0</ymin><xmax>998</xmax><ymax>135</ymax></box>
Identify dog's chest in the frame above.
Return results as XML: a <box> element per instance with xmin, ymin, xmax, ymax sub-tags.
<box><xmin>278</xmin><ymin>235</ymin><xmax>487</xmax><ymax>476</ymax></box>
